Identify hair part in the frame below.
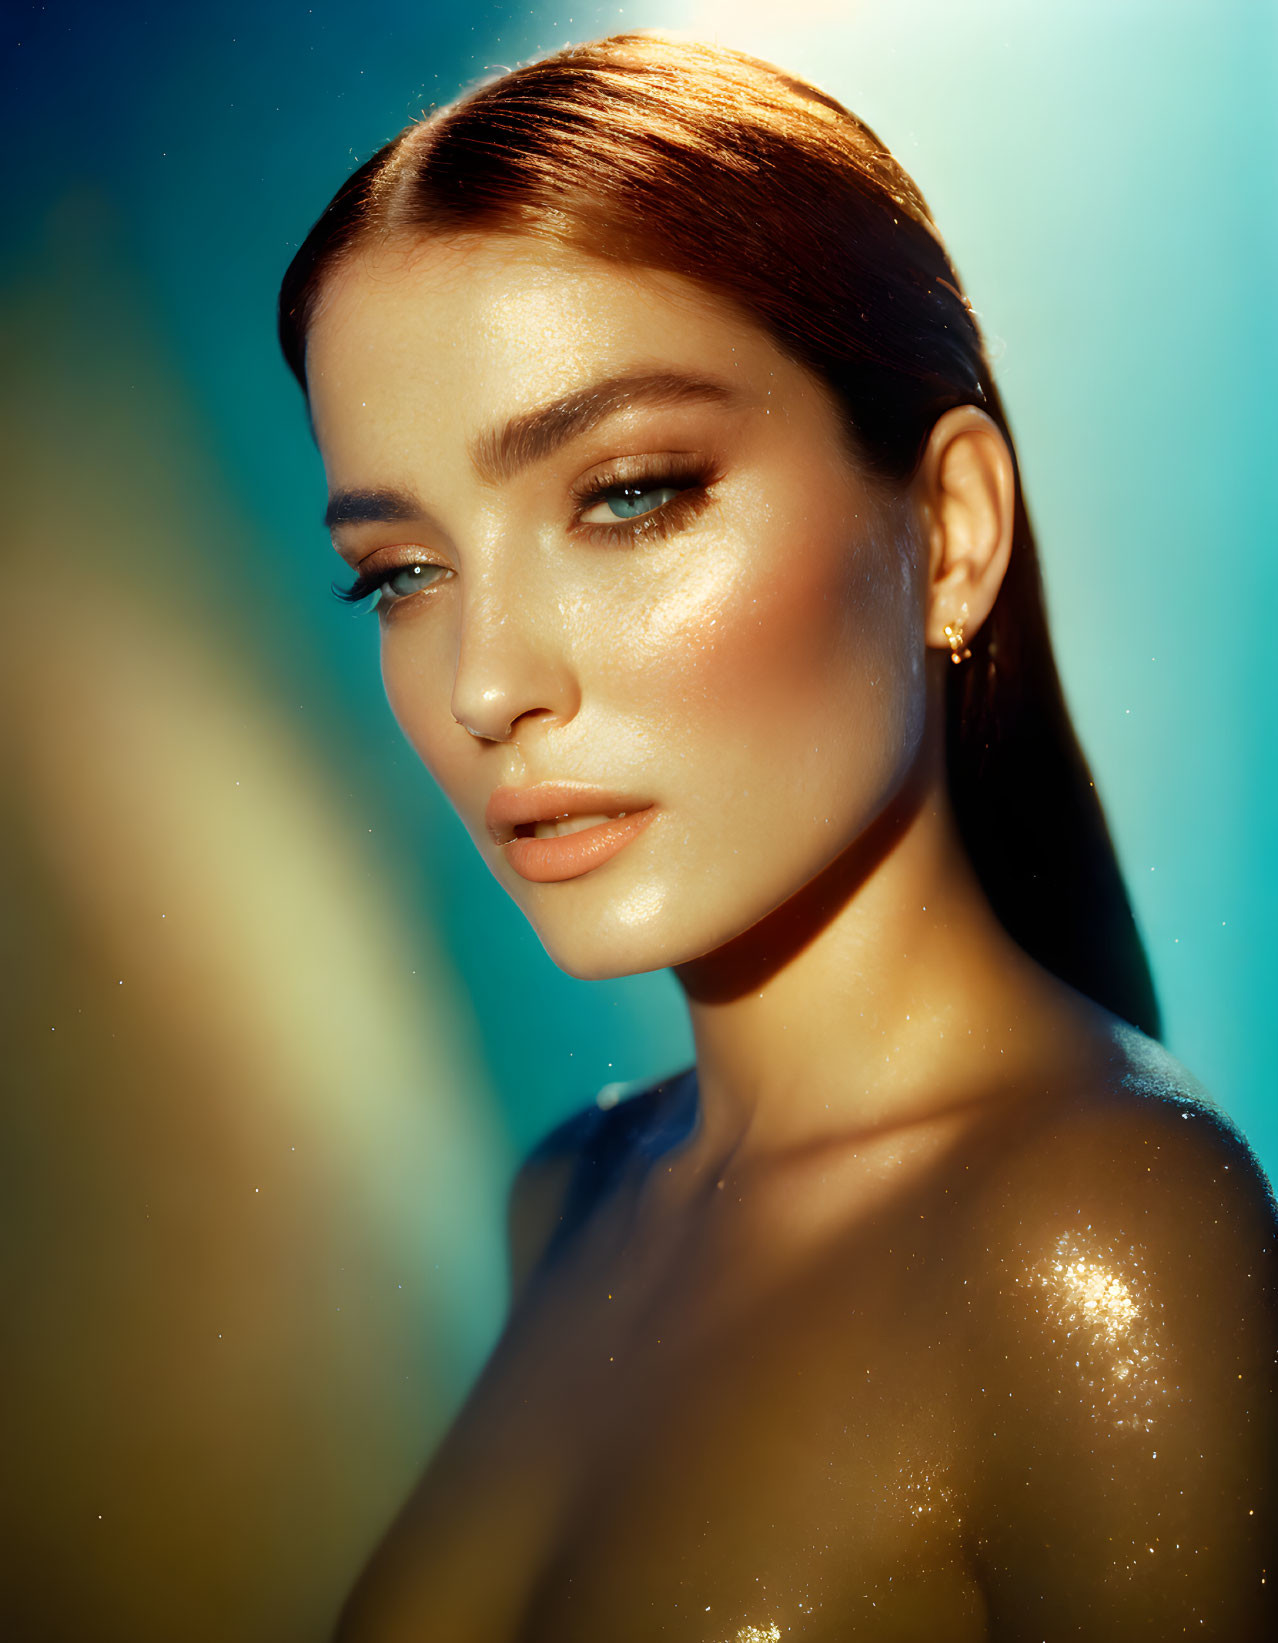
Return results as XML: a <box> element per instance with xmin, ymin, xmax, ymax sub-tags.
<box><xmin>279</xmin><ymin>28</ymin><xmax>1161</xmax><ymax>1038</ymax></box>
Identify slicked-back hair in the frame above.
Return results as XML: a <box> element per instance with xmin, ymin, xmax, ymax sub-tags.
<box><xmin>279</xmin><ymin>30</ymin><xmax>1160</xmax><ymax>1038</ymax></box>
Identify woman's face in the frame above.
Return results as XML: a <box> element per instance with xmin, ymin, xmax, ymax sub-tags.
<box><xmin>305</xmin><ymin>231</ymin><xmax>930</xmax><ymax>980</ymax></box>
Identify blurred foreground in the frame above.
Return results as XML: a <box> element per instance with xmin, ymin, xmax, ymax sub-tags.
<box><xmin>0</xmin><ymin>195</ymin><xmax>511</xmax><ymax>1643</ymax></box>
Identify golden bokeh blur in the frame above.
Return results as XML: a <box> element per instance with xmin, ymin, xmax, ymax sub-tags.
<box><xmin>0</xmin><ymin>194</ymin><xmax>511</xmax><ymax>1643</ymax></box>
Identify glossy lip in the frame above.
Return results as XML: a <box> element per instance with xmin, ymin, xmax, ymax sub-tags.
<box><xmin>485</xmin><ymin>782</ymin><xmax>657</xmax><ymax>885</ymax></box>
<box><xmin>504</xmin><ymin>809</ymin><xmax>657</xmax><ymax>884</ymax></box>
<box><xmin>485</xmin><ymin>781</ymin><xmax>654</xmax><ymax>846</ymax></box>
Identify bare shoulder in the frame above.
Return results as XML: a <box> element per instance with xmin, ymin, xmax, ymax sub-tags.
<box><xmin>505</xmin><ymin>1070</ymin><xmax>692</xmax><ymax>1305</ymax></box>
<box><xmin>958</xmin><ymin>1015</ymin><xmax>1278</xmax><ymax>1361</ymax></box>
<box><xmin>505</xmin><ymin>1103</ymin><xmax>600</xmax><ymax>1305</ymax></box>
<box><xmin>965</xmin><ymin>1015</ymin><xmax>1277</xmax><ymax>1252</ymax></box>
<box><xmin>951</xmin><ymin>1017</ymin><xmax>1278</xmax><ymax>1637</ymax></box>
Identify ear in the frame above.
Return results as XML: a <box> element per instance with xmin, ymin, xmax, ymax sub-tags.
<box><xmin>911</xmin><ymin>405</ymin><xmax>1016</xmax><ymax>657</ymax></box>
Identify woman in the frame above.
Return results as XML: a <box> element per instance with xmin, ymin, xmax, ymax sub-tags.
<box><xmin>278</xmin><ymin>30</ymin><xmax>1277</xmax><ymax>1641</ymax></box>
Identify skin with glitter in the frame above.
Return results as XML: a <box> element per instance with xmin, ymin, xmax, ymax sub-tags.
<box><xmin>291</xmin><ymin>39</ymin><xmax>1278</xmax><ymax>1643</ymax></box>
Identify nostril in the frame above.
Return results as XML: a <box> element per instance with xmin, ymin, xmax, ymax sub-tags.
<box><xmin>450</xmin><ymin>624</ymin><xmax>581</xmax><ymax>746</ymax></box>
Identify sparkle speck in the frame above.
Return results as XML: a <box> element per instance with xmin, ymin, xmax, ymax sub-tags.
<box><xmin>1025</xmin><ymin>1232</ymin><xmax>1164</xmax><ymax>1431</ymax></box>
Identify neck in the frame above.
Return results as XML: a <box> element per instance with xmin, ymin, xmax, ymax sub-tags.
<box><xmin>670</xmin><ymin>759</ymin><xmax>1089</xmax><ymax>1185</ymax></box>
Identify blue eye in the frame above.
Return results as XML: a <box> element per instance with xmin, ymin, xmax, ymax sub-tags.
<box><xmin>583</xmin><ymin>482</ymin><xmax>682</xmax><ymax>523</ymax></box>
<box><xmin>332</xmin><ymin>561</ymin><xmax>450</xmax><ymax>609</ymax></box>
<box><xmin>572</xmin><ymin>459</ymin><xmax>716</xmax><ymax>545</ymax></box>
<box><xmin>330</xmin><ymin>459</ymin><xmax>716</xmax><ymax>614</ymax></box>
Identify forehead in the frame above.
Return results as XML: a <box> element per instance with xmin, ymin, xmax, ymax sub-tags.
<box><xmin>303</xmin><ymin>231</ymin><xmax>831</xmax><ymax>452</ymax></box>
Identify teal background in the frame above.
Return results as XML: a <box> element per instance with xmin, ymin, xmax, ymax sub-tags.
<box><xmin>3</xmin><ymin>3</ymin><xmax>1273</xmax><ymax>1638</ymax></box>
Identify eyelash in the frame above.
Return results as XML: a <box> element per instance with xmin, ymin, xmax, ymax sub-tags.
<box><xmin>331</xmin><ymin>458</ymin><xmax>715</xmax><ymax>612</ymax></box>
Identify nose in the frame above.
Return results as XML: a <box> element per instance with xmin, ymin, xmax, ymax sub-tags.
<box><xmin>449</xmin><ymin>574</ymin><xmax>580</xmax><ymax>744</ymax></box>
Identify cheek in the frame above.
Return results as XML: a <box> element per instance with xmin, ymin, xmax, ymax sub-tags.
<box><xmin>633</xmin><ymin>516</ymin><xmax>922</xmax><ymax>782</ymax></box>
<box><xmin>378</xmin><ymin>628</ymin><xmax>468</xmax><ymax>787</ymax></box>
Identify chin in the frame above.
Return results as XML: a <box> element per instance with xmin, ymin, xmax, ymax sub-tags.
<box><xmin>515</xmin><ymin>891</ymin><xmax>688</xmax><ymax>982</ymax></box>
<box><xmin>519</xmin><ymin>878</ymin><xmax>775</xmax><ymax>984</ymax></box>
<box><xmin>530</xmin><ymin>918</ymin><xmax>679</xmax><ymax>983</ymax></box>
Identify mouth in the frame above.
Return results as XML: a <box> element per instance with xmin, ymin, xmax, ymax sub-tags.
<box><xmin>485</xmin><ymin>782</ymin><xmax>654</xmax><ymax>846</ymax></box>
<box><xmin>485</xmin><ymin>782</ymin><xmax>656</xmax><ymax>884</ymax></box>
<box><xmin>513</xmin><ymin>810</ymin><xmax>638</xmax><ymax>842</ymax></box>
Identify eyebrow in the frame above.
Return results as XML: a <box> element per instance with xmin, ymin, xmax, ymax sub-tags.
<box><xmin>323</xmin><ymin>367</ymin><xmax>746</xmax><ymax>532</ymax></box>
<box><xmin>323</xmin><ymin>487</ymin><xmax>422</xmax><ymax>530</ymax></box>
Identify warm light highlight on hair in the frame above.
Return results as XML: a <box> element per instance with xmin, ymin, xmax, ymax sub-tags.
<box><xmin>279</xmin><ymin>30</ymin><xmax>1160</xmax><ymax>1038</ymax></box>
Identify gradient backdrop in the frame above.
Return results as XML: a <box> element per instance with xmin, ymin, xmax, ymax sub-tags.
<box><xmin>3</xmin><ymin>2</ymin><xmax>1275</xmax><ymax>1638</ymax></box>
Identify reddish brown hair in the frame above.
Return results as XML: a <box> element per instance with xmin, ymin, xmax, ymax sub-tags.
<box><xmin>279</xmin><ymin>29</ymin><xmax>1160</xmax><ymax>1038</ymax></box>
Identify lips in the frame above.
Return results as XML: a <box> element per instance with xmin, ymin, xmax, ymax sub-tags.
<box><xmin>485</xmin><ymin>782</ymin><xmax>653</xmax><ymax>845</ymax></box>
<box><xmin>485</xmin><ymin>782</ymin><xmax>657</xmax><ymax>884</ymax></box>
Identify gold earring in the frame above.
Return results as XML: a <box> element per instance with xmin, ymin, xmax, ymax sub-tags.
<box><xmin>943</xmin><ymin>620</ymin><xmax>971</xmax><ymax>665</ymax></box>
